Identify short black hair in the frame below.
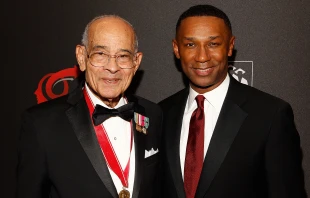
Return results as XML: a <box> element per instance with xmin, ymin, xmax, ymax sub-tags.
<box><xmin>176</xmin><ymin>4</ymin><xmax>232</xmax><ymax>33</ymax></box>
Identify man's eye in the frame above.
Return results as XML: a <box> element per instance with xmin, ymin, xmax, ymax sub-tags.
<box><xmin>185</xmin><ymin>43</ymin><xmax>195</xmax><ymax>47</ymax></box>
<box><xmin>118</xmin><ymin>54</ymin><xmax>132</xmax><ymax>62</ymax></box>
<box><xmin>209</xmin><ymin>42</ymin><xmax>219</xmax><ymax>47</ymax></box>
<box><xmin>95</xmin><ymin>52</ymin><xmax>106</xmax><ymax>56</ymax></box>
<box><xmin>91</xmin><ymin>52</ymin><xmax>108</xmax><ymax>60</ymax></box>
<box><xmin>118</xmin><ymin>54</ymin><xmax>130</xmax><ymax>58</ymax></box>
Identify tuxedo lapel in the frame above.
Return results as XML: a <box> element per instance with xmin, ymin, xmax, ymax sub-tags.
<box><xmin>165</xmin><ymin>89</ymin><xmax>189</xmax><ymax>198</ymax></box>
<box><xmin>195</xmin><ymin>77</ymin><xmax>248</xmax><ymax>198</ymax></box>
<box><xmin>132</xmin><ymin>122</ymin><xmax>146</xmax><ymax>198</ymax></box>
<box><xmin>66</xmin><ymin>85</ymin><xmax>118</xmax><ymax>198</ymax></box>
<box><xmin>126</xmin><ymin>95</ymin><xmax>146</xmax><ymax>198</ymax></box>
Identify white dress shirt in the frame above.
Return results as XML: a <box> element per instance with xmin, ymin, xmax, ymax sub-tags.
<box><xmin>180</xmin><ymin>74</ymin><xmax>230</xmax><ymax>179</ymax></box>
<box><xmin>85</xmin><ymin>84</ymin><xmax>135</xmax><ymax>196</ymax></box>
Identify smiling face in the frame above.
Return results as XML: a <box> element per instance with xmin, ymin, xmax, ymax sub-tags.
<box><xmin>76</xmin><ymin>17</ymin><xmax>142</xmax><ymax>107</ymax></box>
<box><xmin>173</xmin><ymin>16</ymin><xmax>235</xmax><ymax>93</ymax></box>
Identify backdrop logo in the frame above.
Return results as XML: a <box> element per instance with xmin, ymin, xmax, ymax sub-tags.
<box><xmin>34</xmin><ymin>65</ymin><xmax>81</xmax><ymax>104</ymax></box>
<box><xmin>228</xmin><ymin>61</ymin><xmax>253</xmax><ymax>86</ymax></box>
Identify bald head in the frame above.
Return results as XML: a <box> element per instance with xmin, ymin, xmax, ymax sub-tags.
<box><xmin>81</xmin><ymin>15</ymin><xmax>138</xmax><ymax>52</ymax></box>
<box><xmin>75</xmin><ymin>15</ymin><xmax>143</xmax><ymax>107</ymax></box>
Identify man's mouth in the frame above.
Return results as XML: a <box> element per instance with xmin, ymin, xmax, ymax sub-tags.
<box><xmin>193</xmin><ymin>67</ymin><xmax>214</xmax><ymax>76</ymax></box>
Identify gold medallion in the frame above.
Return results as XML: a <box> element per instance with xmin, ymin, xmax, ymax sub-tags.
<box><xmin>119</xmin><ymin>189</ymin><xmax>130</xmax><ymax>198</ymax></box>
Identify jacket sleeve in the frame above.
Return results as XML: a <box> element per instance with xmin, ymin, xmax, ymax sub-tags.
<box><xmin>16</xmin><ymin>111</ymin><xmax>50</xmax><ymax>198</ymax></box>
<box><xmin>264</xmin><ymin>102</ymin><xmax>307</xmax><ymax>198</ymax></box>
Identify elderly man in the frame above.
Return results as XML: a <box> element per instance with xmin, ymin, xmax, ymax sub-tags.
<box><xmin>17</xmin><ymin>15</ymin><xmax>162</xmax><ymax>198</ymax></box>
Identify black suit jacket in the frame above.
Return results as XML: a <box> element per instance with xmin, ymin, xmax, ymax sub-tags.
<box><xmin>159</xmin><ymin>76</ymin><xmax>306</xmax><ymax>198</ymax></box>
<box><xmin>17</xmin><ymin>82</ymin><xmax>163</xmax><ymax>198</ymax></box>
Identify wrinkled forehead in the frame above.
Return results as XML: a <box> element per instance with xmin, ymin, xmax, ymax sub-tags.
<box><xmin>88</xmin><ymin>17</ymin><xmax>135</xmax><ymax>51</ymax></box>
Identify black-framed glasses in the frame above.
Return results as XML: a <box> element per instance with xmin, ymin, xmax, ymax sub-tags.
<box><xmin>85</xmin><ymin>48</ymin><xmax>137</xmax><ymax>69</ymax></box>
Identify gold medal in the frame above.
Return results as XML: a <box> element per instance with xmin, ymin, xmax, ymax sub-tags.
<box><xmin>119</xmin><ymin>189</ymin><xmax>130</xmax><ymax>198</ymax></box>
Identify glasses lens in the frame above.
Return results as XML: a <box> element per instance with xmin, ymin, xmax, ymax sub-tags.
<box><xmin>117</xmin><ymin>54</ymin><xmax>134</xmax><ymax>68</ymax></box>
<box><xmin>90</xmin><ymin>52</ymin><xmax>109</xmax><ymax>67</ymax></box>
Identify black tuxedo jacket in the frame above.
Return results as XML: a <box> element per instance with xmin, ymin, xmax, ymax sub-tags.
<box><xmin>17</xmin><ymin>83</ymin><xmax>163</xmax><ymax>198</ymax></box>
<box><xmin>159</xmin><ymin>76</ymin><xmax>306</xmax><ymax>198</ymax></box>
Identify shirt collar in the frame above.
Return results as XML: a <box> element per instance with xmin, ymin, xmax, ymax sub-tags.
<box><xmin>85</xmin><ymin>83</ymin><xmax>126</xmax><ymax>109</ymax></box>
<box><xmin>187</xmin><ymin>73</ymin><xmax>230</xmax><ymax>112</ymax></box>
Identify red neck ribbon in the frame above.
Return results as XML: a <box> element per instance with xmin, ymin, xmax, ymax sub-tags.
<box><xmin>83</xmin><ymin>88</ymin><xmax>133</xmax><ymax>188</ymax></box>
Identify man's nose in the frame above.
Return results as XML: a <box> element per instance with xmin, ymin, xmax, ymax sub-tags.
<box><xmin>105</xmin><ymin>56</ymin><xmax>120</xmax><ymax>73</ymax></box>
<box><xmin>195</xmin><ymin>46</ymin><xmax>210</xmax><ymax>62</ymax></box>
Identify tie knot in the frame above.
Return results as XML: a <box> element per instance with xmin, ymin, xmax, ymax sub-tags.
<box><xmin>195</xmin><ymin>95</ymin><xmax>205</xmax><ymax>109</ymax></box>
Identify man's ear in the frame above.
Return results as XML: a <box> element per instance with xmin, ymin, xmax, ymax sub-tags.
<box><xmin>133</xmin><ymin>52</ymin><xmax>143</xmax><ymax>74</ymax></box>
<box><xmin>228</xmin><ymin>36</ymin><xmax>235</xmax><ymax>57</ymax></box>
<box><xmin>76</xmin><ymin>45</ymin><xmax>86</xmax><ymax>71</ymax></box>
<box><xmin>172</xmin><ymin>39</ymin><xmax>180</xmax><ymax>59</ymax></box>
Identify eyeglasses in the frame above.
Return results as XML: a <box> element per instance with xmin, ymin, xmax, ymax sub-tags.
<box><xmin>85</xmin><ymin>48</ymin><xmax>137</xmax><ymax>69</ymax></box>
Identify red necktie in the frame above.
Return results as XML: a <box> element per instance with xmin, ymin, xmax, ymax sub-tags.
<box><xmin>184</xmin><ymin>95</ymin><xmax>205</xmax><ymax>198</ymax></box>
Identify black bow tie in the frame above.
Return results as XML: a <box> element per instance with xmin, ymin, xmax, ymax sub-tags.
<box><xmin>92</xmin><ymin>102</ymin><xmax>135</xmax><ymax>126</ymax></box>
